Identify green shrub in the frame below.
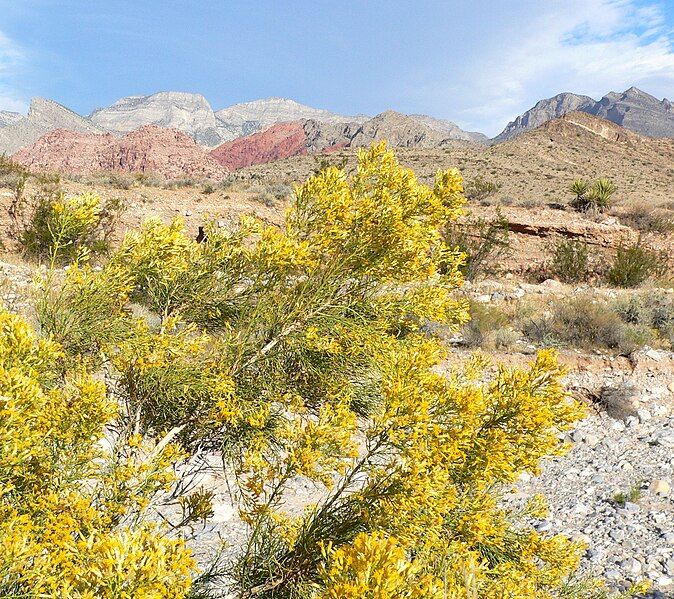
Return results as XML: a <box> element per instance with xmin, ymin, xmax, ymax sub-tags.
<box><xmin>549</xmin><ymin>238</ymin><xmax>590</xmax><ymax>283</ymax></box>
<box><xmin>442</xmin><ymin>208</ymin><xmax>511</xmax><ymax>280</ymax></box>
<box><xmin>2</xmin><ymin>155</ymin><xmax>30</xmax><ymax>225</ymax></box>
<box><xmin>570</xmin><ymin>178</ymin><xmax>616</xmax><ymax>212</ymax></box>
<box><xmin>606</xmin><ymin>241</ymin><xmax>669</xmax><ymax>288</ymax></box>
<box><xmin>465</xmin><ymin>174</ymin><xmax>501</xmax><ymax>203</ymax></box>
<box><xmin>461</xmin><ymin>301</ymin><xmax>518</xmax><ymax>349</ymax></box>
<box><xmin>614</xmin><ymin>292</ymin><xmax>674</xmax><ymax>347</ymax></box>
<box><xmin>19</xmin><ymin>188</ymin><xmax>125</xmax><ymax>263</ymax></box>
<box><xmin>523</xmin><ymin>296</ymin><xmax>652</xmax><ymax>354</ymax></box>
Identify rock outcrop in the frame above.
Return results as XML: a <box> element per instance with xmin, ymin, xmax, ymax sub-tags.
<box><xmin>0</xmin><ymin>97</ymin><xmax>104</xmax><ymax>155</ymax></box>
<box><xmin>13</xmin><ymin>125</ymin><xmax>228</xmax><ymax>181</ymax></box>
<box><xmin>210</xmin><ymin>121</ymin><xmax>310</xmax><ymax>170</ymax></box>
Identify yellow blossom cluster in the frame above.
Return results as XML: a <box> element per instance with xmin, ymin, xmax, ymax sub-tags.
<box><xmin>0</xmin><ymin>309</ymin><xmax>195</xmax><ymax>598</ymax></box>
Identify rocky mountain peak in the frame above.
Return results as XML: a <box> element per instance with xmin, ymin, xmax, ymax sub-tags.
<box><xmin>90</xmin><ymin>91</ymin><xmax>226</xmax><ymax>147</ymax></box>
<box><xmin>495</xmin><ymin>87</ymin><xmax>674</xmax><ymax>141</ymax></box>
<box><xmin>493</xmin><ymin>92</ymin><xmax>595</xmax><ymax>143</ymax></box>
<box><xmin>0</xmin><ymin>97</ymin><xmax>104</xmax><ymax>155</ymax></box>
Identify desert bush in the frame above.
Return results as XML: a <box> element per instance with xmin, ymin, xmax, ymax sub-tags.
<box><xmin>442</xmin><ymin>208</ymin><xmax>511</xmax><ymax>280</ymax></box>
<box><xmin>464</xmin><ymin>174</ymin><xmax>501</xmax><ymax>203</ymax></box>
<box><xmin>570</xmin><ymin>178</ymin><xmax>616</xmax><ymax>212</ymax></box>
<box><xmin>523</xmin><ymin>296</ymin><xmax>652</xmax><ymax>354</ymax></box>
<box><xmin>0</xmin><ymin>154</ymin><xmax>29</xmax><ymax>197</ymax></box>
<box><xmin>267</xmin><ymin>182</ymin><xmax>294</xmax><ymax>200</ymax></box>
<box><xmin>0</xmin><ymin>309</ymin><xmax>196</xmax><ymax>598</ymax></box>
<box><xmin>461</xmin><ymin>300</ymin><xmax>520</xmax><ymax>349</ymax></box>
<box><xmin>18</xmin><ymin>189</ymin><xmax>125</xmax><ymax>263</ymax></box>
<box><xmin>618</xmin><ymin>206</ymin><xmax>674</xmax><ymax>234</ymax></box>
<box><xmin>27</xmin><ymin>143</ymin><xmax>621</xmax><ymax>597</ymax></box>
<box><xmin>202</xmin><ymin>181</ymin><xmax>216</xmax><ymax>194</ymax></box>
<box><xmin>252</xmin><ymin>190</ymin><xmax>276</xmax><ymax>206</ymax></box>
<box><xmin>606</xmin><ymin>241</ymin><xmax>669</xmax><ymax>288</ymax></box>
<box><xmin>549</xmin><ymin>238</ymin><xmax>590</xmax><ymax>283</ymax></box>
<box><xmin>613</xmin><ymin>292</ymin><xmax>674</xmax><ymax>347</ymax></box>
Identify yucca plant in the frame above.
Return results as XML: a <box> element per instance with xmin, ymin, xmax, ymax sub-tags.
<box><xmin>571</xmin><ymin>178</ymin><xmax>616</xmax><ymax>212</ymax></box>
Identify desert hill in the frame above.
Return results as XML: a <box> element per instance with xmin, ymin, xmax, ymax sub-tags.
<box><xmin>210</xmin><ymin>110</ymin><xmax>483</xmax><ymax>170</ymax></box>
<box><xmin>90</xmin><ymin>92</ymin><xmax>230</xmax><ymax>147</ymax></box>
<box><xmin>13</xmin><ymin>125</ymin><xmax>228</xmax><ymax>181</ymax></box>
<box><xmin>232</xmin><ymin>111</ymin><xmax>674</xmax><ymax>209</ymax></box>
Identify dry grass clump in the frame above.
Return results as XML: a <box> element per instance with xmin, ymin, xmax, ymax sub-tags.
<box><xmin>617</xmin><ymin>205</ymin><xmax>674</xmax><ymax>234</ymax></box>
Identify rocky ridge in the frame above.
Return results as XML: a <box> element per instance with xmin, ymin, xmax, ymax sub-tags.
<box><xmin>410</xmin><ymin>113</ymin><xmax>490</xmax><ymax>143</ymax></box>
<box><xmin>0</xmin><ymin>97</ymin><xmax>105</xmax><ymax>156</ymax></box>
<box><xmin>90</xmin><ymin>92</ymin><xmax>230</xmax><ymax>147</ymax></box>
<box><xmin>211</xmin><ymin>110</ymin><xmax>478</xmax><ymax>170</ymax></box>
<box><xmin>496</xmin><ymin>87</ymin><xmax>674</xmax><ymax>141</ymax></box>
<box><xmin>214</xmin><ymin>96</ymin><xmax>368</xmax><ymax>140</ymax></box>
<box><xmin>13</xmin><ymin>125</ymin><xmax>228</xmax><ymax>181</ymax></box>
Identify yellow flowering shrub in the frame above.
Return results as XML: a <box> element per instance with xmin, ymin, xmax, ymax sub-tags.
<box><xmin>25</xmin><ymin>143</ymin><xmax>634</xmax><ymax>598</ymax></box>
<box><xmin>0</xmin><ymin>309</ymin><xmax>195</xmax><ymax>598</ymax></box>
<box><xmin>19</xmin><ymin>189</ymin><xmax>123</xmax><ymax>262</ymax></box>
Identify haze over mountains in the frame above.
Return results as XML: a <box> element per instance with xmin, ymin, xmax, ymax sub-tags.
<box><xmin>3</xmin><ymin>86</ymin><xmax>674</xmax><ymax>175</ymax></box>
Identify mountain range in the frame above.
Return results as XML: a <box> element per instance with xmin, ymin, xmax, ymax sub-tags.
<box><xmin>494</xmin><ymin>86</ymin><xmax>674</xmax><ymax>142</ymax></box>
<box><xmin>3</xmin><ymin>86</ymin><xmax>674</xmax><ymax>175</ymax></box>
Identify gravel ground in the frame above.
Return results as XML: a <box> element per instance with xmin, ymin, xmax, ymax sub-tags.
<box><xmin>511</xmin><ymin>364</ymin><xmax>674</xmax><ymax>597</ymax></box>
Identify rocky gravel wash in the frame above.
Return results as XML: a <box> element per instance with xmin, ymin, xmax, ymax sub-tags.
<box><xmin>512</xmin><ymin>367</ymin><xmax>674</xmax><ymax>597</ymax></box>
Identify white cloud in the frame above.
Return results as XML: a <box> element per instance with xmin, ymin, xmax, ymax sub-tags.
<box><xmin>0</xmin><ymin>30</ymin><xmax>27</xmax><ymax>113</ymax></box>
<box><xmin>451</xmin><ymin>0</ymin><xmax>674</xmax><ymax>135</ymax></box>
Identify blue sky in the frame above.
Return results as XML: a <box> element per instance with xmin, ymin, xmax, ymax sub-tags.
<box><xmin>1</xmin><ymin>0</ymin><xmax>674</xmax><ymax>136</ymax></box>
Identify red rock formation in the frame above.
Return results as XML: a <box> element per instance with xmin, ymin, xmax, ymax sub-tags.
<box><xmin>210</xmin><ymin>121</ymin><xmax>309</xmax><ymax>170</ymax></box>
<box><xmin>13</xmin><ymin>125</ymin><xmax>228</xmax><ymax>180</ymax></box>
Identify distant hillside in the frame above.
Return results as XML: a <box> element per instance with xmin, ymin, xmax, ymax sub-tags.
<box><xmin>231</xmin><ymin>111</ymin><xmax>674</xmax><ymax>210</ymax></box>
<box><xmin>0</xmin><ymin>98</ymin><xmax>104</xmax><ymax>155</ymax></box>
<box><xmin>211</xmin><ymin>110</ymin><xmax>479</xmax><ymax>170</ymax></box>
<box><xmin>214</xmin><ymin>97</ymin><xmax>367</xmax><ymax>140</ymax></box>
<box><xmin>409</xmin><ymin>114</ymin><xmax>489</xmax><ymax>143</ymax></box>
<box><xmin>13</xmin><ymin>125</ymin><xmax>228</xmax><ymax>181</ymax></box>
<box><xmin>495</xmin><ymin>87</ymin><xmax>674</xmax><ymax>141</ymax></box>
